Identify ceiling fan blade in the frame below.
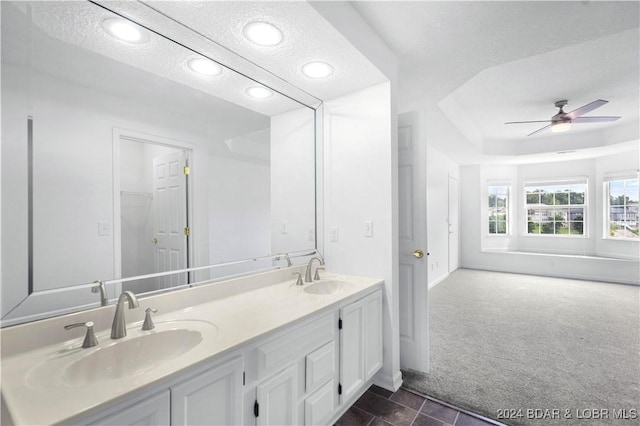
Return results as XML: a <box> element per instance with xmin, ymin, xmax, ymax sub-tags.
<box><xmin>505</xmin><ymin>120</ymin><xmax>552</xmax><ymax>124</ymax></box>
<box><xmin>571</xmin><ymin>116</ymin><xmax>621</xmax><ymax>123</ymax></box>
<box><xmin>564</xmin><ymin>99</ymin><xmax>608</xmax><ymax>119</ymax></box>
<box><xmin>527</xmin><ymin>124</ymin><xmax>552</xmax><ymax>136</ymax></box>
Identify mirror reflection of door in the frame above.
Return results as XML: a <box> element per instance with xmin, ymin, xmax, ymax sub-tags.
<box><xmin>119</xmin><ymin>137</ymin><xmax>190</xmax><ymax>293</ymax></box>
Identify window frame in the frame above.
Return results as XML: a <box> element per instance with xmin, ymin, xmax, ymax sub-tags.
<box><xmin>524</xmin><ymin>178</ymin><xmax>588</xmax><ymax>238</ymax></box>
<box><xmin>603</xmin><ymin>174</ymin><xmax>639</xmax><ymax>241</ymax></box>
<box><xmin>487</xmin><ymin>183</ymin><xmax>511</xmax><ymax>236</ymax></box>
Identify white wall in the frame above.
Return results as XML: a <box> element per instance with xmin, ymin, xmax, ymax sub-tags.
<box><xmin>323</xmin><ymin>81</ymin><xmax>401</xmax><ymax>390</ymax></box>
<box><xmin>270</xmin><ymin>107</ymin><xmax>316</xmax><ymax>255</ymax></box>
<box><xmin>426</xmin><ymin>145</ymin><xmax>460</xmax><ymax>285</ymax></box>
<box><xmin>460</xmin><ymin>151</ymin><xmax>640</xmax><ymax>284</ymax></box>
<box><xmin>208</xmin><ymin>155</ymin><xmax>271</xmax><ymax>264</ymax></box>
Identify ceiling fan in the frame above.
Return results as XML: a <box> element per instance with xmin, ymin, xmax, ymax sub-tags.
<box><xmin>505</xmin><ymin>99</ymin><xmax>621</xmax><ymax>136</ymax></box>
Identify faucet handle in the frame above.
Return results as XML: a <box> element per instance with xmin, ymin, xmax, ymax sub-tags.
<box><xmin>314</xmin><ymin>267</ymin><xmax>325</xmax><ymax>281</ymax></box>
<box><xmin>292</xmin><ymin>272</ymin><xmax>304</xmax><ymax>286</ymax></box>
<box><xmin>64</xmin><ymin>321</ymin><xmax>99</xmax><ymax>348</ymax></box>
<box><xmin>142</xmin><ymin>308</ymin><xmax>158</xmax><ymax>331</ymax></box>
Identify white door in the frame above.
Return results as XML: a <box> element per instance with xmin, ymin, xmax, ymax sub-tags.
<box><xmin>171</xmin><ymin>357</ymin><xmax>243</xmax><ymax>426</ymax></box>
<box><xmin>153</xmin><ymin>151</ymin><xmax>188</xmax><ymax>288</ymax></box>
<box><xmin>398</xmin><ymin>111</ymin><xmax>429</xmax><ymax>372</ymax></box>
<box><xmin>256</xmin><ymin>364</ymin><xmax>298</xmax><ymax>426</ymax></box>
<box><xmin>448</xmin><ymin>176</ymin><xmax>459</xmax><ymax>273</ymax></box>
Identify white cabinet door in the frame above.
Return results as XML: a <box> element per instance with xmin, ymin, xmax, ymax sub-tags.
<box><xmin>304</xmin><ymin>380</ymin><xmax>335</xmax><ymax>426</ymax></box>
<box><xmin>339</xmin><ymin>299</ymin><xmax>365</xmax><ymax>402</ymax></box>
<box><xmin>89</xmin><ymin>391</ymin><xmax>170</xmax><ymax>426</ymax></box>
<box><xmin>171</xmin><ymin>356</ymin><xmax>243</xmax><ymax>426</ymax></box>
<box><xmin>256</xmin><ymin>364</ymin><xmax>298</xmax><ymax>426</ymax></box>
<box><xmin>339</xmin><ymin>289</ymin><xmax>383</xmax><ymax>403</ymax></box>
<box><xmin>363</xmin><ymin>290</ymin><xmax>383</xmax><ymax>381</ymax></box>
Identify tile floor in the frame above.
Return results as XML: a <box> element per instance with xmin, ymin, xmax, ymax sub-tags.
<box><xmin>335</xmin><ymin>385</ymin><xmax>504</xmax><ymax>426</ymax></box>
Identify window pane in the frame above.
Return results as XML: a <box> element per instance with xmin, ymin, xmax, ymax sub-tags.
<box><xmin>556</xmin><ymin>222</ymin><xmax>569</xmax><ymax>235</ymax></box>
<box><xmin>489</xmin><ymin>221</ymin><xmax>496</xmax><ymax>234</ymax></box>
<box><xmin>569</xmin><ymin>208</ymin><xmax>583</xmax><ymax>221</ymax></box>
<box><xmin>627</xmin><ymin>179</ymin><xmax>639</xmax><ymax>203</ymax></box>
<box><xmin>541</xmin><ymin>193</ymin><xmax>554</xmax><ymax>205</ymax></box>
<box><xmin>497</xmin><ymin>221</ymin><xmax>507</xmax><ymax>234</ymax></box>
<box><xmin>496</xmin><ymin>195</ymin><xmax>507</xmax><ymax>208</ymax></box>
<box><xmin>570</xmin><ymin>221</ymin><xmax>584</xmax><ymax>235</ymax></box>
<box><xmin>541</xmin><ymin>222</ymin><xmax>555</xmax><ymax>234</ymax></box>
<box><xmin>526</xmin><ymin>193</ymin><xmax>539</xmax><ymax>204</ymax></box>
<box><xmin>569</xmin><ymin>191</ymin><xmax>585</xmax><ymax>204</ymax></box>
<box><xmin>528</xmin><ymin>222</ymin><xmax>539</xmax><ymax>234</ymax></box>
<box><xmin>555</xmin><ymin>191</ymin><xmax>569</xmax><ymax>205</ymax></box>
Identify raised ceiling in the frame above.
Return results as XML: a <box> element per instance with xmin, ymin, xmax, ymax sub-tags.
<box><xmin>352</xmin><ymin>1</ymin><xmax>640</xmax><ymax>164</ymax></box>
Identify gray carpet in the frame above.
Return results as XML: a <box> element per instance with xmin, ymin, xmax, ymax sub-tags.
<box><xmin>402</xmin><ymin>269</ymin><xmax>640</xmax><ymax>426</ymax></box>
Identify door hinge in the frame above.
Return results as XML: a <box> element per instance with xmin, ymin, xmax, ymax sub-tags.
<box><xmin>254</xmin><ymin>400</ymin><xmax>259</xmax><ymax>417</ymax></box>
<box><xmin>338</xmin><ymin>383</ymin><xmax>342</xmax><ymax>395</ymax></box>
<box><xmin>183</xmin><ymin>166</ymin><xmax>190</xmax><ymax>175</ymax></box>
<box><xmin>184</xmin><ymin>227</ymin><xmax>190</xmax><ymax>236</ymax></box>
<box><xmin>243</xmin><ymin>371</ymin><xmax>245</xmax><ymax>386</ymax></box>
<box><xmin>338</xmin><ymin>318</ymin><xmax>342</xmax><ymax>330</ymax></box>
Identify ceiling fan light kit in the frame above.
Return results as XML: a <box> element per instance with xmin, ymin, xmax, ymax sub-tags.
<box><xmin>505</xmin><ymin>99</ymin><xmax>621</xmax><ymax>136</ymax></box>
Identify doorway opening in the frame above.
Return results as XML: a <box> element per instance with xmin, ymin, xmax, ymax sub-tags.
<box><xmin>115</xmin><ymin>132</ymin><xmax>192</xmax><ymax>294</ymax></box>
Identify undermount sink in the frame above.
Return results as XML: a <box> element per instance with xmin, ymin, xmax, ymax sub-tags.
<box><xmin>63</xmin><ymin>328</ymin><xmax>202</xmax><ymax>385</ymax></box>
<box><xmin>26</xmin><ymin>320</ymin><xmax>217</xmax><ymax>389</ymax></box>
<box><xmin>304</xmin><ymin>280</ymin><xmax>353</xmax><ymax>295</ymax></box>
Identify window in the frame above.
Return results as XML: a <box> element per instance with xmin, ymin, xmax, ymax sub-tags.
<box><xmin>488</xmin><ymin>185</ymin><xmax>509</xmax><ymax>234</ymax></box>
<box><xmin>525</xmin><ymin>179</ymin><xmax>586</xmax><ymax>236</ymax></box>
<box><xmin>605</xmin><ymin>177</ymin><xmax>639</xmax><ymax>239</ymax></box>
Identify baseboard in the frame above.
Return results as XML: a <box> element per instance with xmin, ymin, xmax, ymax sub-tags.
<box><xmin>373</xmin><ymin>369</ymin><xmax>403</xmax><ymax>392</ymax></box>
<box><xmin>428</xmin><ymin>272</ymin><xmax>450</xmax><ymax>290</ymax></box>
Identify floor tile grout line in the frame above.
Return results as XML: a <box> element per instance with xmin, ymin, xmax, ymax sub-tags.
<box><xmin>452</xmin><ymin>411</ymin><xmax>460</xmax><ymax>426</ymax></box>
<box><xmin>400</xmin><ymin>387</ymin><xmax>506</xmax><ymax>426</ymax></box>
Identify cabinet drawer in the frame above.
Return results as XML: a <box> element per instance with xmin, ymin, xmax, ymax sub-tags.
<box><xmin>305</xmin><ymin>342</ymin><xmax>335</xmax><ymax>393</ymax></box>
<box><xmin>304</xmin><ymin>380</ymin><xmax>335</xmax><ymax>426</ymax></box>
<box><xmin>254</xmin><ymin>313</ymin><xmax>334</xmax><ymax>380</ymax></box>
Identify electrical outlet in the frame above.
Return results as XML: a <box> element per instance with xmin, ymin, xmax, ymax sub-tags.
<box><xmin>330</xmin><ymin>226</ymin><xmax>339</xmax><ymax>242</ymax></box>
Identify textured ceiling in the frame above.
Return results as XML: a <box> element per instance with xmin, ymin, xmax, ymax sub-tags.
<box><xmin>352</xmin><ymin>1</ymin><xmax>640</xmax><ymax>163</ymax></box>
<box><xmin>139</xmin><ymin>1</ymin><xmax>388</xmax><ymax>102</ymax></box>
<box><xmin>26</xmin><ymin>1</ymin><xmax>304</xmax><ymax>117</ymax></box>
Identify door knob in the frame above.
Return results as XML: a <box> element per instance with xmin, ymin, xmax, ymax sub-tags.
<box><xmin>152</xmin><ymin>238</ymin><xmax>158</xmax><ymax>244</ymax></box>
<box><xmin>413</xmin><ymin>249</ymin><xmax>424</xmax><ymax>259</ymax></box>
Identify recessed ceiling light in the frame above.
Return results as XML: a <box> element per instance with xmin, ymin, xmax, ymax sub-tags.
<box><xmin>243</xmin><ymin>21</ymin><xmax>283</xmax><ymax>47</ymax></box>
<box><xmin>302</xmin><ymin>61</ymin><xmax>334</xmax><ymax>79</ymax></box>
<box><xmin>246</xmin><ymin>86</ymin><xmax>273</xmax><ymax>99</ymax></box>
<box><xmin>102</xmin><ymin>18</ymin><xmax>147</xmax><ymax>43</ymax></box>
<box><xmin>187</xmin><ymin>58</ymin><xmax>223</xmax><ymax>76</ymax></box>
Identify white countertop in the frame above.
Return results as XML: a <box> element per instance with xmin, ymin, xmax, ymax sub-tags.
<box><xmin>1</xmin><ymin>273</ymin><xmax>383</xmax><ymax>425</ymax></box>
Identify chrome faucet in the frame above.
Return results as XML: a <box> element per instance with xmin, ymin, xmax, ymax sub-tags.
<box><xmin>91</xmin><ymin>280</ymin><xmax>109</xmax><ymax>306</ymax></box>
<box><xmin>111</xmin><ymin>291</ymin><xmax>139</xmax><ymax>339</ymax></box>
<box><xmin>304</xmin><ymin>256</ymin><xmax>325</xmax><ymax>283</ymax></box>
<box><xmin>275</xmin><ymin>253</ymin><xmax>292</xmax><ymax>267</ymax></box>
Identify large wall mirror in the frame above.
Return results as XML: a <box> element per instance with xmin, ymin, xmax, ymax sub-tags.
<box><xmin>1</xmin><ymin>1</ymin><xmax>318</xmax><ymax>325</ymax></box>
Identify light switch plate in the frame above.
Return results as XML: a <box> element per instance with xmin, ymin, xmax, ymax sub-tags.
<box><xmin>98</xmin><ymin>221</ymin><xmax>110</xmax><ymax>236</ymax></box>
<box><xmin>330</xmin><ymin>226</ymin><xmax>339</xmax><ymax>242</ymax></box>
<box><xmin>280</xmin><ymin>220</ymin><xmax>288</xmax><ymax>235</ymax></box>
<box><xmin>364</xmin><ymin>220</ymin><xmax>373</xmax><ymax>238</ymax></box>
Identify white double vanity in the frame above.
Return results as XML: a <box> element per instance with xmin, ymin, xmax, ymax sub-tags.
<box><xmin>1</xmin><ymin>268</ymin><xmax>384</xmax><ymax>425</ymax></box>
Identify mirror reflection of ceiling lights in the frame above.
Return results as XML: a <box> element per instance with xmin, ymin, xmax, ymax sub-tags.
<box><xmin>187</xmin><ymin>58</ymin><xmax>223</xmax><ymax>76</ymax></box>
<box><xmin>245</xmin><ymin>86</ymin><xmax>273</xmax><ymax>99</ymax></box>
<box><xmin>102</xmin><ymin>16</ymin><xmax>335</xmax><ymax>101</ymax></box>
